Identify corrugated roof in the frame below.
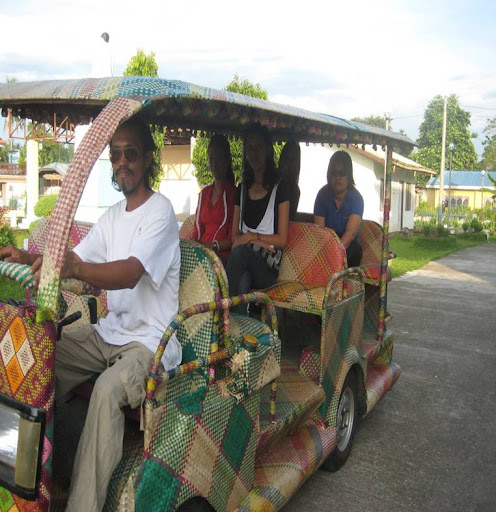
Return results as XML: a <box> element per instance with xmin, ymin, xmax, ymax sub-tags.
<box><xmin>427</xmin><ymin>171</ymin><xmax>496</xmax><ymax>188</ymax></box>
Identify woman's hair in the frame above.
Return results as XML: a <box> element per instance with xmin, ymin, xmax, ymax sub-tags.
<box><xmin>111</xmin><ymin>116</ymin><xmax>160</xmax><ymax>190</ymax></box>
<box><xmin>208</xmin><ymin>134</ymin><xmax>235</xmax><ymax>183</ymax></box>
<box><xmin>326</xmin><ymin>150</ymin><xmax>355</xmax><ymax>189</ymax></box>
<box><xmin>242</xmin><ymin>123</ymin><xmax>279</xmax><ymax>189</ymax></box>
<box><xmin>279</xmin><ymin>140</ymin><xmax>301</xmax><ymax>184</ymax></box>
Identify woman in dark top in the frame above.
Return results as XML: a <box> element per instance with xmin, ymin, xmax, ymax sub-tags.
<box><xmin>226</xmin><ymin>124</ymin><xmax>290</xmax><ymax>313</ymax></box>
<box><xmin>313</xmin><ymin>151</ymin><xmax>364</xmax><ymax>267</ymax></box>
<box><xmin>278</xmin><ymin>141</ymin><xmax>301</xmax><ymax>221</ymax></box>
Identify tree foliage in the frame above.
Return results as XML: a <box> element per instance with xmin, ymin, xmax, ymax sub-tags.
<box><xmin>39</xmin><ymin>140</ymin><xmax>74</xmax><ymax>167</ymax></box>
<box><xmin>411</xmin><ymin>95</ymin><xmax>478</xmax><ymax>177</ymax></box>
<box><xmin>0</xmin><ymin>145</ymin><xmax>8</xmax><ymax>163</ymax></box>
<box><xmin>481</xmin><ymin>117</ymin><xmax>496</xmax><ymax>171</ymax></box>
<box><xmin>192</xmin><ymin>75</ymin><xmax>271</xmax><ymax>186</ymax></box>
<box><xmin>123</xmin><ymin>49</ymin><xmax>159</xmax><ymax>78</ymax></box>
<box><xmin>351</xmin><ymin>115</ymin><xmax>387</xmax><ymax>129</ymax></box>
<box><xmin>123</xmin><ymin>49</ymin><xmax>163</xmax><ymax>186</ymax></box>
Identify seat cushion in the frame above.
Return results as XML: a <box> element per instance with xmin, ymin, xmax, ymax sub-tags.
<box><xmin>361</xmin><ymin>264</ymin><xmax>392</xmax><ymax>285</ymax></box>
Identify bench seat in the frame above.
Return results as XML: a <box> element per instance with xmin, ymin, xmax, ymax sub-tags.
<box><xmin>263</xmin><ymin>221</ymin><xmax>348</xmax><ymax>316</ymax></box>
<box><xmin>359</xmin><ymin>219</ymin><xmax>393</xmax><ymax>285</ymax></box>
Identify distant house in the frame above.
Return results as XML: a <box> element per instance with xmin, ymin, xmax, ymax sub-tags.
<box><xmin>39</xmin><ymin>162</ymin><xmax>68</xmax><ymax>196</ymax></box>
<box><xmin>0</xmin><ymin>163</ymin><xmax>26</xmax><ymax>210</ymax></box>
<box><xmin>297</xmin><ymin>145</ymin><xmax>434</xmax><ymax>232</ymax></box>
<box><xmin>426</xmin><ymin>171</ymin><xmax>496</xmax><ymax>209</ymax></box>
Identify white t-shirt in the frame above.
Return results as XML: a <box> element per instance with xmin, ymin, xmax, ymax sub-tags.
<box><xmin>74</xmin><ymin>192</ymin><xmax>181</xmax><ymax>370</ymax></box>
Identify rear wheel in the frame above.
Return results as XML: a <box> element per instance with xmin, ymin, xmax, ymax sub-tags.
<box><xmin>322</xmin><ymin>371</ymin><xmax>358</xmax><ymax>471</ymax></box>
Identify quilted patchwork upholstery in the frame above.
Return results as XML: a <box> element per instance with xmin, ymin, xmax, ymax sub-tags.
<box><xmin>360</xmin><ymin>219</ymin><xmax>392</xmax><ymax>285</ymax></box>
<box><xmin>264</xmin><ymin>222</ymin><xmax>347</xmax><ymax>315</ymax></box>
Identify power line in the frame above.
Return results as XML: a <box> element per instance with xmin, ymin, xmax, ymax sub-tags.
<box><xmin>461</xmin><ymin>104</ymin><xmax>496</xmax><ymax>111</ymax></box>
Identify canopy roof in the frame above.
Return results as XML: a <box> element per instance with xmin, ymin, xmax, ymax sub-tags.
<box><xmin>0</xmin><ymin>76</ymin><xmax>414</xmax><ymax>150</ymax></box>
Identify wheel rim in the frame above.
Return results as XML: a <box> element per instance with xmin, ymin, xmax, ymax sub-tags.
<box><xmin>336</xmin><ymin>386</ymin><xmax>355</xmax><ymax>452</ymax></box>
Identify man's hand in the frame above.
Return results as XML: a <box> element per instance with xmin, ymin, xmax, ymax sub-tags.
<box><xmin>29</xmin><ymin>251</ymin><xmax>83</xmax><ymax>286</ymax></box>
<box><xmin>0</xmin><ymin>244</ymin><xmax>27</xmax><ymax>264</ymax></box>
<box><xmin>61</xmin><ymin>251</ymin><xmax>82</xmax><ymax>280</ymax></box>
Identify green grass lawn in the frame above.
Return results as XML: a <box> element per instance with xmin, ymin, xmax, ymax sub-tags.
<box><xmin>0</xmin><ymin>229</ymin><xmax>30</xmax><ymax>303</ymax></box>
<box><xmin>389</xmin><ymin>233</ymin><xmax>492</xmax><ymax>278</ymax></box>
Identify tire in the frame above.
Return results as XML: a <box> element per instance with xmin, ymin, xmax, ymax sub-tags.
<box><xmin>175</xmin><ymin>498</ymin><xmax>215</xmax><ymax>512</ymax></box>
<box><xmin>321</xmin><ymin>371</ymin><xmax>358</xmax><ymax>472</ymax></box>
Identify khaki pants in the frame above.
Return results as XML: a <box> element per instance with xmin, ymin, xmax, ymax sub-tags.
<box><xmin>55</xmin><ymin>325</ymin><xmax>155</xmax><ymax>512</ymax></box>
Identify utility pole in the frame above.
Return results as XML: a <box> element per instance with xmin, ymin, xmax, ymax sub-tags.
<box><xmin>438</xmin><ymin>97</ymin><xmax>448</xmax><ymax>225</ymax></box>
<box><xmin>384</xmin><ymin>112</ymin><xmax>392</xmax><ymax>131</ymax></box>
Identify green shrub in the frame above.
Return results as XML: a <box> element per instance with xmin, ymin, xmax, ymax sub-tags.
<box><xmin>457</xmin><ymin>232</ymin><xmax>487</xmax><ymax>242</ymax></box>
<box><xmin>422</xmin><ymin>224</ymin><xmax>434</xmax><ymax>237</ymax></box>
<box><xmin>34</xmin><ymin>194</ymin><xmax>58</xmax><ymax>218</ymax></box>
<box><xmin>470</xmin><ymin>218</ymin><xmax>483</xmax><ymax>233</ymax></box>
<box><xmin>436</xmin><ymin>224</ymin><xmax>449</xmax><ymax>237</ymax></box>
<box><xmin>29</xmin><ymin>219</ymin><xmax>40</xmax><ymax>233</ymax></box>
<box><xmin>0</xmin><ymin>225</ymin><xmax>15</xmax><ymax>247</ymax></box>
<box><xmin>462</xmin><ymin>221</ymin><xmax>469</xmax><ymax>232</ymax></box>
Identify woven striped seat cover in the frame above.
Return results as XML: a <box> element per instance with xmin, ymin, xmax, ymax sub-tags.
<box><xmin>177</xmin><ymin>240</ymin><xmax>221</xmax><ymax>363</ymax></box>
<box><xmin>360</xmin><ymin>219</ymin><xmax>392</xmax><ymax>285</ymax></box>
<box><xmin>178</xmin><ymin>214</ymin><xmax>195</xmax><ymax>240</ymax></box>
<box><xmin>28</xmin><ymin>217</ymin><xmax>108</xmax><ymax>325</ymax></box>
<box><xmin>263</xmin><ymin>222</ymin><xmax>346</xmax><ymax>315</ymax></box>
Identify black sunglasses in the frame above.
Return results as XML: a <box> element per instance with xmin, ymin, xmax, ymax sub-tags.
<box><xmin>109</xmin><ymin>147</ymin><xmax>140</xmax><ymax>164</ymax></box>
<box><xmin>331</xmin><ymin>170</ymin><xmax>347</xmax><ymax>178</ymax></box>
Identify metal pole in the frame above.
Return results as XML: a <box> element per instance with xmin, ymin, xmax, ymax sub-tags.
<box><xmin>438</xmin><ymin>97</ymin><xmax>448</xmax><ymax>225</ymax></box>
<box><xmin>377</xmin><ymin>146</ymin><xmax>393</xmax><ymax>344</ymax></box>
<box><xmin>481</xmin><ymin>170</ymin><xmax>486</xmax><ymax>209</ymax></box>
<box><xmin>448</xmin><ymin>142</ymin><xmax>454</xmax><ymax>218</ymax></box>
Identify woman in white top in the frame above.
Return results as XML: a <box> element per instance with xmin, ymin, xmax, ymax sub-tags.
<box><xmin>226</xmin><ymin>123</ymin><xmax>290</xmax><ymax>314</ymax></box>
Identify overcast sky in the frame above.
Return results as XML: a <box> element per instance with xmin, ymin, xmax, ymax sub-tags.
<box><xmin>2</xmin><ymin>0</ymin><xmax>496</xmax><ymax>156</ymax></box>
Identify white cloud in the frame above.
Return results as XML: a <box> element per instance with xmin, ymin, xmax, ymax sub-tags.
<box><xmin>2</xmin><ymin>0</ymin><xmax>496</xmax><ymax>154</ymax></box>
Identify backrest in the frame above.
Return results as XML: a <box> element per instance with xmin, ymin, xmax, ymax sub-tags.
<box><xmin>178</xmin><ymin>239</ymin><xmax>223</xmax><ymax>363</ymax></box>
<box><xmin>278</xmin><ymin>222</ymin><xmax>347</xmax><ymax>285</ymax></box>
<box><xmin>179</xmin><ymin>214</ymin><xmax>195</xmax><ymax>240</ymax></box>
<box><xmin>360</xmin><ymin>220</ymin><xmax>385</xmax><ymax>267</ymax></box>
<box><xmin>28</xmin><ymin>217</ymin><xmax>109</xmax><ymax>322</ymax></box>
<box><xmin>28</xmin><ymin>217</ymin><xmax>94</xmax><ymax>255</ymax></box>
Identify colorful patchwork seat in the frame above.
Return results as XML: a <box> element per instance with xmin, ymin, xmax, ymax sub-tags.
<box><xmin>359</xmin><ymin>219</ymin><xmax>393</xmax><ymax>285</ymax></box>
<box><xmin>262</xmin><ymin>222</ymin><xmax>347</xmax><ymax>316</ymax></box>
<box><xmin>28</xmin><ymin>217</ymin><xmax>108</xmax><ymax>325</ymax></box>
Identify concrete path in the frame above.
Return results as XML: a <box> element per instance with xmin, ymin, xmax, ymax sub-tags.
<box><xmin>283</xmin><ymin>244</ymin><xmax>496</xmax><ymax>512</ymax></box>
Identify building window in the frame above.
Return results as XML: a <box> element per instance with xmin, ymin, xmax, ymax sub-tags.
<box><xmin>405</xmin><ymin>183</ymin><xmax>412</xmax><ymax>211</ymax></box>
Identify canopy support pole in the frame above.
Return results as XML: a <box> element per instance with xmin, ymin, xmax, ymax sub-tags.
<box><xmin>377</xmin><ymin>146</ymin><xmax>393</xmax><ymax>343</ymax></box>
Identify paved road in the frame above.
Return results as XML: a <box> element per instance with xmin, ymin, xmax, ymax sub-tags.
<box><xmin>283</xmin><ymin>244</ymin><xmax>496</xmax><ymax>512</ymax></box>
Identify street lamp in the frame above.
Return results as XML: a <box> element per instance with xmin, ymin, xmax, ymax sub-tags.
<box><xmin>448</xmin><ymin>142</ymin><xmax>454</xmax><ymax>218</ymax></box>
<box><xmin>101</xmin><ymin>32</ymin><xmax>113</xmax><ymax>77</ymax></box>
<box><xmin>481</xmin><ymin>170</ymin><xmax>486</xmax><ymax>209</ymax></box>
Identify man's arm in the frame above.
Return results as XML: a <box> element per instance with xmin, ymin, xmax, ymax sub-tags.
<box><xmin>62</xmin><ymin>251</ymin><xmax>145</xmax><ymax>290</ymax></box>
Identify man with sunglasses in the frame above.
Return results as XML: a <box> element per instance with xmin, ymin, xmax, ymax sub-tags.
<box><xmin>313</xmin><ymin>150</ymin><xmax>364</xmax><ymax>267</ymax></box>
<box><xmin>0</xmin><ymin>116</ymin><xmax>181</xmax><ymax>511</ymax></box>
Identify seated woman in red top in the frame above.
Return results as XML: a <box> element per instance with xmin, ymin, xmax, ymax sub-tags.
<box><xmin>192</xmin><ymin>134</ymin><xmax>237</xmax><ymax>263</ymax></box>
